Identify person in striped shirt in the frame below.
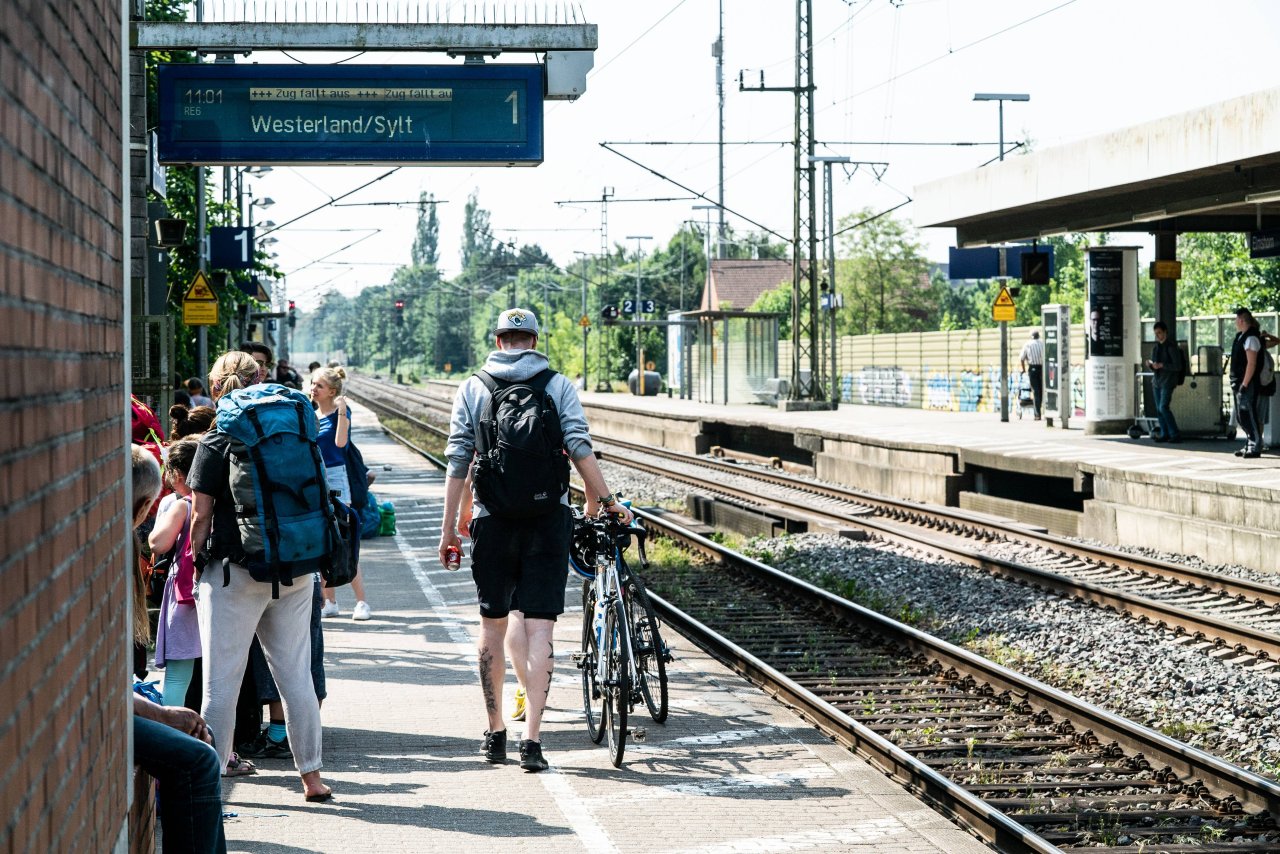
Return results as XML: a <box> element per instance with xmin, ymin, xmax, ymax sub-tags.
<box><xmin>1019</xmin><ymin>331</ymin><xmax>1045</xmax><ymax>420</ymax></box>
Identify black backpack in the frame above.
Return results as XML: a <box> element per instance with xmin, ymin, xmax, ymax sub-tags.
<box><xmin>345</xmin><ymin>441</ymin><xmax>370</xmax><ymax>510</ymax></box>
<box><xmin>470</xmin><ymin>369</ymin><xmax>571</xmax><ymax>519</ymax></box>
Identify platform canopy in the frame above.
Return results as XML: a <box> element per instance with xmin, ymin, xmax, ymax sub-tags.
<box><xmin>914</xmin><ymin>86</ymin><xmax>1280</xmax><ymax>247</ymax></box>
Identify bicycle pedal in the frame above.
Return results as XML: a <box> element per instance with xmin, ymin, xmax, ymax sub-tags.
<box><xmin>630</xmin><ymin>727</ymin><xmax>647</xmax><ymax>742</ymax></box>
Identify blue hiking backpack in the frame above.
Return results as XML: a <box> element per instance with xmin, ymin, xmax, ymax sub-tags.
<box><xmin>215</xmin><ymin>384</ymin><xmax>353</xmax><ymax>594</ymax></box>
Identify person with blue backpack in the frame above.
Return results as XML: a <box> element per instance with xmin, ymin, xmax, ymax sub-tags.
<box><xmin>188</xmin><ymin>351</ymin><xmax>343</xmax><ymax>804</ymax></box>
<box><xmin>439</xmin><ymin>308</ymin><xmax>633</xmax><ymax>773</ymax></box>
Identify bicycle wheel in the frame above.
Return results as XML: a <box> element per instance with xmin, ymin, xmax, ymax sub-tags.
<box><xmin>580</xmin><ymin>581</ymin><xmax>606</xmax><ymax>744</ymax></box>
<box><xmin>626</xmin><ymin>576</ymin><xmax>669</xmax><ymax>723</ymax></box>
<box><xmin>604</xmin><ymin>598</ymin><xmax>631</xmax><ymax>768</ymax></box>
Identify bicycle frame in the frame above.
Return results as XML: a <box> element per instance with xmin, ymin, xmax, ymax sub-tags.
<box><xmin>589</xmin><ymin>536</ymin><xmax>643</xmax><ymax>709</ymax></box>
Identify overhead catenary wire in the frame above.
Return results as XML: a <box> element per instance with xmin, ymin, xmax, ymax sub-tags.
<box><xmin>599</xmin><ymin>143</ymin><xmax>788</xmax><ymax>242</ymax></box>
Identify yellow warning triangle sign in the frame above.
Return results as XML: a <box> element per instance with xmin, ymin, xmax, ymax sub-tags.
<box><xmin>184</xmin><ymin>270</ymin><xmax>217</xmax><ymax>301</ymax></box>
<box><xmin>994</xmin><ymin>287</ymin><xmax>1015</xmax><ymax>308</ymax></box>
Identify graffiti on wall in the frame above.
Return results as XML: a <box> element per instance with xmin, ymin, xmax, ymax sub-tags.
<box><xmin>855</xmin><ymin>366</ymin><xmax>912</xmax><ymax>407</ymax></box>
<box><xmin>848</xmin><ymin>363</ymin><xmax>1090</xmax><ymax>415</ymax></box>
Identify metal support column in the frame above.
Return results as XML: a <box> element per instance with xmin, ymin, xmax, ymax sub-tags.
<box><xmin>1154</xmin><ymin>232</ymin><xmax>1178</xmax><ymax>334</ymax></box>
<box><xmin>790</xmin><ymin>0</ymin><xmax>820</xmax><ymax>402</ymax></box>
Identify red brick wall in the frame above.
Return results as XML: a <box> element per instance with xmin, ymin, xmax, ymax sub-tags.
<box><xmin>0</xmin><ymin>0</ymin><xmax>129</xmax><ymax>851</ymax></box>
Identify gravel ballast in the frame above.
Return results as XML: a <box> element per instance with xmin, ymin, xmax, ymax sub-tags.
<box><xmin>601</xmin><ymin>459</ymin><xmax>1280</xmax><ymax>780</ymax></box>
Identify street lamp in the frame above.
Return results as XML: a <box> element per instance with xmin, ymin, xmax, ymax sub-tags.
<box><xmin>809</xmin><ymin>155</ymin><xmax>850</xmax><ymax>405</ymax></box>
<box><xmin>692</xmin><ymin>204</ymin><xmax>719</xmax><ymax>264</ymax></box>
<box><xmin>972</xmin><ymin>93</ymin><xmax>1029</xmax><ymax>162</ymax></box>
<box><xmin>625</xmin><ymin>235</ymin><xmax>652</xmax><ymax>394</ymax></box>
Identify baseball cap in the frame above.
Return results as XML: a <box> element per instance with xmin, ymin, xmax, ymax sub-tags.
<box><xmin>495</xmin><ymin>308</ymin><xmax>540</xmax><ymax>337</ymax></box>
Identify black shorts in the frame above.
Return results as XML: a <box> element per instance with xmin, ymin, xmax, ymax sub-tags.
<box><xmin>470</xmin><ymin>505</ymin><xmax>572</xmax><ymax>621</ymax></box>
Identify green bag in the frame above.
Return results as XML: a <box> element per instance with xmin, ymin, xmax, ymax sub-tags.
<box><xmin>377</xmin><ymin>501</ymin><xmax>397</xmax><ymax>536</ymax></box>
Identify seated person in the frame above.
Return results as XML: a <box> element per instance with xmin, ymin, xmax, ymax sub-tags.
<box><xmin>130</xmin><ymin>444</ymin><xmax>227</xmax><ymax>853</ymax></box>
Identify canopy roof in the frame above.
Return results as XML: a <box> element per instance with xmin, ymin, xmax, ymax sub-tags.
<box><xmin>914</xmin><ymin>87</ymin><xmax>1280</xmax><ymax>247</ymax></box>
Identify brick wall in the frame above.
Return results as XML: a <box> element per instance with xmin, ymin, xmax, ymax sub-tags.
<box><xmin>0</xmin><ymin>0</ymin><xmax>129</xmax><ymax>851</ymax></box>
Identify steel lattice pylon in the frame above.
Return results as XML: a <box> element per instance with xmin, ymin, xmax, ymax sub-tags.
<box><xmin>790</xmin><ymin>0</ymin><xmax>821</xmax><ymax>401</ymax></box>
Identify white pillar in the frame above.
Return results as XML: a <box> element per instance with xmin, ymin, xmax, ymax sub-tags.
<box><xmin>1083</xmin><ymin>247</ymin><xmax>1141</xmax><ymax>434</ymax></box>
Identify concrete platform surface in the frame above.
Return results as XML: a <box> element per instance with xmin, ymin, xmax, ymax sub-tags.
<box><xmin>218</xmin><ymin>410</ymin><xmax>990</xmax><ymax>854</ymax></box>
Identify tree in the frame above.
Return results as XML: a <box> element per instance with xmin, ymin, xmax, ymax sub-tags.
<box><xmin>411</xmin><ymin>192</ymin><xmax>439</xmax><ymax>268</ymax></box>
<box><xmin>1177</xmin><ymin>232</ymin><xmax>1280</xmax><ymax>315</ymax></box>
<box><xmin>836</xmin><ymin>209</ymin><xmax>933</xmax><ymax>334</ymax></box>
<box><xmin>461</xmin><ymin>190</ymin><xmax>495</xmax><ymax>271</ymax></box>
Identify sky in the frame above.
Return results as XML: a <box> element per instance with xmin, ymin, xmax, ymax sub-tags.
<box><xmin>203</xmin><ymin>0</ymin><xmax>1280</xmax><ymax>309</ymax></box>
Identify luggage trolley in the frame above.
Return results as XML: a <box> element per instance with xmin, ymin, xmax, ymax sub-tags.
<box><xmin>1127</xmin><ymin>348</ymin><xmax>1235</xmax><ymax>441</ymax></box>
<box><xmin>1015</xmin><ymin>372</ymin><xmax>1037</xmax><ymax>420</ymax></box>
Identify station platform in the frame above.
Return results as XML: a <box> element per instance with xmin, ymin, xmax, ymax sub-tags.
<box><xmin>217</xmin><ymin>408</ymin><xmax>988</xmax><ymax>853</ymax></box>
<box><xmin>576</xmin><ymin>391</ymin><xmax>1280</xmax><ymax>574</ymax></box>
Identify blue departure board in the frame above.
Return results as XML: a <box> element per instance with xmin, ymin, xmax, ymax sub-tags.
<box><xmin>156</xmin><ymin>64</ymin><xmax>544</xmax><ymax>166</ymax></box>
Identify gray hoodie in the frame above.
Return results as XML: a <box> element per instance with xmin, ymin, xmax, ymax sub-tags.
<box><xmin>444</xmin><ymin>348</ymin><xmax>593</xmax><ymax>516</ymax></box>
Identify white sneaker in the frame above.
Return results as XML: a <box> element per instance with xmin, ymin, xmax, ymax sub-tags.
<box><xmin>352</xmin><ymin>601</ymin><xmax>371</xmax><ymax>621</ymax></box>
<box><xmin>320</xmin><ymin>600</ymin><xmax>339</xmax><ymax>618</ymax></box>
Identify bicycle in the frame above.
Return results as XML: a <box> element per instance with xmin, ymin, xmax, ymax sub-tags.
<box><xmin>570</xmin><ymin>506</ymin><xmax>671</xmax><ymax>767</ymax></box>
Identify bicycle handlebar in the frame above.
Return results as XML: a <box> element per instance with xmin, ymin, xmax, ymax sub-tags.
<box><xmin>572</xmin><ymin>507</ymin><xmax>649</xmax><ymax>568</ymax></box>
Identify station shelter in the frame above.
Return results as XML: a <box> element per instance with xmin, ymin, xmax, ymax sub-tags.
<box><xmin>679</xmin><ymin>310</ymin><xmax>783</xmax><ymax>406</ymax></box>
<box><xmin>914</xmin><ymin>86</ymin><xmax>1280</xmax><ymax>436</ymax></box>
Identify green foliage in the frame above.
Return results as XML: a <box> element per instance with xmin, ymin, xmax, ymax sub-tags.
<box><xmin>411</xmin><ymin>192</ymin><xmax>440</xmax><ymax>268</ymax></box>
<box><xmin>836</xmin><ymin>209</ymin><xmax>935</xmax><ymax>334</ymax></box>
<box><xmin>748</xmin><ymin>282</ymin><xmax>791</xmax><ymax>338</ymax></box>
<box><xmin>1178</xmin><ymin>232</ymin><xmax>1280</xmax><ymax>314</ymax></box>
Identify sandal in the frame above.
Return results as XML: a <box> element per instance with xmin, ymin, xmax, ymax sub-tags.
<box><xmin>223</xmin><ymin>752</ymin><xmax>258</xmax><ymax>778</ymax></box>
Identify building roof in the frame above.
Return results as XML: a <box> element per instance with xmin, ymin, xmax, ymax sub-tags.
<box><xmin>700</xmin><ymin>259</ymin><xmax>796</xmax><ymax>311</ymax></box>
<box><xmin>913</xmin><ymin>86</ymin><xmax>1280</xmax><ymax>246</ymax></box>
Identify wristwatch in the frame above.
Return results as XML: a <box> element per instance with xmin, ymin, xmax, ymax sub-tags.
<box><xmin>598</xmin><ymin>493</ymin><xmax>617</xmax><ymax>508</ymax></box>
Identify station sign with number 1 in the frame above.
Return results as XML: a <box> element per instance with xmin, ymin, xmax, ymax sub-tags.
<box><xmin>209</xmin><ymin>226</ymin><xmax>256</xmax><ymax>270</ymax></box>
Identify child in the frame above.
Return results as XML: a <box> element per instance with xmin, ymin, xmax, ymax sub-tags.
<box><xmin>147</xmin><ymin>439</ymin><xmax>204</xmax><ymax>709</ymax></box>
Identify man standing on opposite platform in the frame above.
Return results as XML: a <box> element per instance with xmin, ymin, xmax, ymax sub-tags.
<box><xmin>439</xmin><ymin>308</ymin><xmax>633</xmax><ymax>772</ymax></box>
<box><xmin>1145</xmin><ymin>321</ymin><xmax>1184</xmax><ymax>443</ymax></box>
<box><xmin>1019</xmin><ymin>330</ymin><xmax>1044</xmax><ymax>420</ymax></box>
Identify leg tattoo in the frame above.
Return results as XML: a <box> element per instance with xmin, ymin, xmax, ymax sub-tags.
<box><xmin>479</xmin><ymin>646</ymin><xmax>497</xmax><ymax>714</ymax></box>
<box><xmin>542</xmin><ymin>641</ymin><xmax>554</xmax><ymax>702</ymax></box>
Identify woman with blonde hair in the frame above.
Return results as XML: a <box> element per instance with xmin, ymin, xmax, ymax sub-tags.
<box><xmin>311</xmin><ymin>364</ymin><xmax>371</xmax><ymax>621</ymax></box>
<box><xmin>188</xmin><ymin>350</ymin><xmax>333</xmax><ymax>803</ymax></box>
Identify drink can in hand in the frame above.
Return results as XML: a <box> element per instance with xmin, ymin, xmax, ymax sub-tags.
<box><xmin>445</xmin><ymin>545</ymin><xmax>462</xmax><ymax>570</ymax></box>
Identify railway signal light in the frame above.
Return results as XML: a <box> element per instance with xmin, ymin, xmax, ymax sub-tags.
<box><xmin>394</xmin><ymin>299</ymin><xmax>405</xmax><ymax>326</ymax></box>
<box><xmin>287</xmin><ymin>299</ymin><xmax>297</xmax><ymax>329</ymax></box>
<box><xmin>601</xmin><ymin>304</ymin><xmax>619</xmax><ymax>324</ymax></box>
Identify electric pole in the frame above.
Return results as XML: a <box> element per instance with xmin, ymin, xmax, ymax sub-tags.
<box><xmin>714</xmin><ymin>0</ymin><xmax>726</xmax><ymax>258</ymax></box>
<box><xmin>740</xmin><ymin>0</ymin><xmax>823</xmax><ymax>406</ymax></box>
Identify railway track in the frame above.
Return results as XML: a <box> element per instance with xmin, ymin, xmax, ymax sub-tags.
<box><xmin>347</xmin><ymin>373</ymin><xmax>1280</xmax><ymax>666</ymax></box>
<box><xmin>590</xmin><ymin>437</ymin><xmax>1280</xmax><ymax>667</ymax></box>
<box><xmin>353</xmin><ymin>373</ymin><xmax>1280</xmax><ymax>851</ymax></box>
<box><xmin>637</xmin><ymin>509</ymin><xmax>1280</xmax><ymax>853</ymax></box>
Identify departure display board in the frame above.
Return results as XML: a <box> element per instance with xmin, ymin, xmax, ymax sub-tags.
<box><xmin>157</xmin><ymin>64</ymin><xmax>544</xmax><ymax>166</ymax></box>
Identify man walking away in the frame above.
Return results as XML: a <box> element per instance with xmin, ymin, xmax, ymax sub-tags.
<box><xmin>439</xmin><ymin>308</ymin><xmax>633</xmax><ymax>773</ymax></box>
<box><xmin>1145</xmin><ymin>321</ymin><xmax>1184</xmax><ymax>443</ymax></box>
<box><xmin>1019</xmin><ymin>330</ymin><xmax>1045</xmax><ymax>420</ymax></box>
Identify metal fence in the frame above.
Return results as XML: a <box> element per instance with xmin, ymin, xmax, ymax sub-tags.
<box><xmin>773</xmin><ymin>312</ymin><xmax>1274</xmax><ymax>412</ymax></box>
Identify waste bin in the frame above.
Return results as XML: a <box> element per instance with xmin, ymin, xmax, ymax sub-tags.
<box><xmin>627</xmin><ymin>369</ymin><xmax>662</xmax><ymax>396</ymax></box>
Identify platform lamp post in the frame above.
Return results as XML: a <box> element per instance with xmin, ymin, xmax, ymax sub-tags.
<box><xmin>625</xmin><ymin>235</ymin><xmax>652</xmax><ymax>395</ymax></box>
<box><xmin>809</xmin><ymin>155</ymin><xmax>850</xmax><ymax>405</ymax></box>
<box><xmin>973</xmin><ymin>93</ymin><xmax>1029</xmax><ymax>162</ymax></box>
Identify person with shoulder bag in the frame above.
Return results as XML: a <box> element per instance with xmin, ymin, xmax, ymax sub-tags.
<box><xmin>1229</xmin><ymin>308</ymin><xmax>1271</xmax><ymax>458</ymax></box>
<box><xmin>311</xmin><ymin>364</ymin><xmax>373</xmax><ymax>621</ymax></box>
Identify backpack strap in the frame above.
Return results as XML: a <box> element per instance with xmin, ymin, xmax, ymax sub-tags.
<box><xmin>473</xmin><ymin>371</ymin><xmax>504</xmax><ymax>456</ymax></box>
